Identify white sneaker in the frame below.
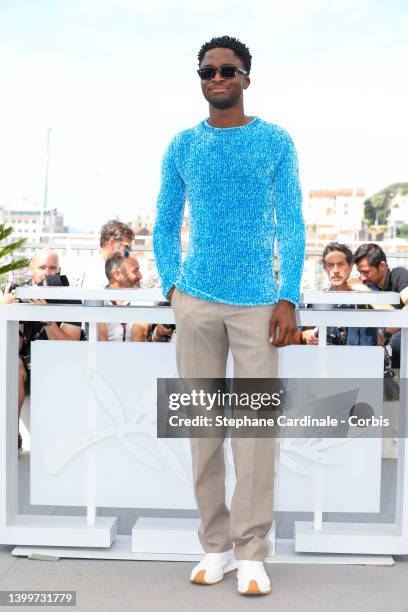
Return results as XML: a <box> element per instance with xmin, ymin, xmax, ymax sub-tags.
<box><xmin>237</xmin><ymin>560</ymin><xmax>271</xmax><ymax>595</ymax></box>
<box><xmin>190</xmin><ymin>550</ymin><xmax>237</xmax><ymax>585</ymax></box>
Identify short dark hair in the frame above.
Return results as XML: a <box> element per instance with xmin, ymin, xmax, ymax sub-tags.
<box><xmin>105</xmin><ymin>253</ymin><xmax>125</xmax><ymax>281</ymax></box>
<box><xmin>322</xmin><ymin>242</ymin><xmax>353</xmax><ymax>265</ymax></box>
<box><xmin>354</xmin><ymin>243</ymin><xmax>387</xmax><ymax>267</ymax></box>
<box><xmin>197</xmin><ymin>35</ymin><xmax>252</xmax><ymax>73</ymax></box>
<box><xmin>99</xmin><ymin>220</ymin><xmax>134</xmax><ymax>248</ymax></box>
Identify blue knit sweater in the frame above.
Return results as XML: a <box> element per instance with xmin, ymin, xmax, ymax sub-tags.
<box><xmin>153</xmin><ymin>116</ymin><xmax>305</xmax><ymax>306</ymax></box>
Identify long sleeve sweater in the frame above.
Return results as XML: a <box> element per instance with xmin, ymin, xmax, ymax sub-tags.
<box><xmin>153</xmin><ymin>116</ymin><xmax>305</xmax><ymax>306</ymax></box>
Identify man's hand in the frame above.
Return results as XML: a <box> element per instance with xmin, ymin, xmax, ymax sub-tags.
<box><xmin>269</xmin><ymin>300</ymin><xmax>298</xmax><ymax>347</ymax></box>
<box><xmin>167</xmin><ymin>286</ymin><xmax>176</xmax><ymax>303</ymax></box>
<box><xmin>0</xmin><ymin>285</ymin><xmax>19</xmax><ymax>304</ymax></box>
<box><xmin>346</xmin><ymin>277</ymin><xmax>370</xmax><ymax>292</ymax></box>
<box><xmin>152</xmin><ymin>324</ymin><xmax>173</xmax><ymax>342</ymax></box>
<box><xmin>301</xmin><ymin>328</ymin><xmax>318</xmax><ymax>345</ymax></box>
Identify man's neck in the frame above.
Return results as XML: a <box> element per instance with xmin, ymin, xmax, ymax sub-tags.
<box><xmin>207</xmin><ymin>105</ymin><xmax>251</xmax><ymax>128</ymax></box>
<box><xmin>329</xmin><ymin>283</ymin><xmax>350</xmax><ymax>292</ymax></box>
<box><xmin>377</xmin><ymin>268</ymin><xmax>389</xmax><ymax>290</ymax></box>
<box><xmin>108</xmin><ymin>282</ymin><xmax>126</xmax><ymax>305</ymax></box>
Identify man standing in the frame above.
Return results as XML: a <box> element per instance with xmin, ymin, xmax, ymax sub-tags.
<box><xmin>153</xmin><ymin>36</ymin><xmax>305</xmax><ymax>596</ymax></box>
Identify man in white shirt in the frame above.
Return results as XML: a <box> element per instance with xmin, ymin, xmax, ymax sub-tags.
<box><xmin>98</xmin><ymin>252</ymin><xmax>145</xmax><ymax>342</ymax></box>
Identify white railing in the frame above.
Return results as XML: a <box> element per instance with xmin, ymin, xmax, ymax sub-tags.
<box><xmin>9</xmin><ymin>288</ymin><xmax>406</xmax><ymax>330</ymax></box>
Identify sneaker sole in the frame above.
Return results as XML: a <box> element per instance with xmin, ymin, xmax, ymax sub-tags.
<box><xmin>238</xmin><ymin>579</ymin><xmax>271</xmax><ymax>596</ymax></box>
<box><xmin>191</xmin><ymin>563</ymin><xmax>238</xmax><ymax>585</ymax></box>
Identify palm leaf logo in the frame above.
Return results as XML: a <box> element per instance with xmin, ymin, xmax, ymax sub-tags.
<box><xmin>43</xmin><ymin>368</ymin><xmax>192</xmax><ymax>487</ymax></box>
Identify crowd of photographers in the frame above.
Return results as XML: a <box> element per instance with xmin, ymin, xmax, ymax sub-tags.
<box><xmin>295</xmin><ymin>242</ymin><xmax>408</xmax><ymax>368</ymax></box>
<box><xmin>0</xmin><ymin>220</ymin><xmax>175</xmax><ymax>453</ymax></box>
<box><xmin>1</xmin><ymin>219</ymin><xmax>407</xmax><ymax>454</ymax></box>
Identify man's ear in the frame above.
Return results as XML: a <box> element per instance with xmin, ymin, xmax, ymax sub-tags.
<box><xmin>112</xmin><ymin>268</ymin><xmax>121</xmax><ymax>282</ymax></box>
<box><xmin>243</xmin><ymin>75</ymin><xmax>251</xmax><ymax>90</ymax></box>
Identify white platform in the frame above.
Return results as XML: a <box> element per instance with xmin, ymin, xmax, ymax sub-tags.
<box><xmin>132</xmin><ymin>517</ymin><xmax>276</xmax><ymax>556</ymax></box>
<box><xmin>132</xmin><ymin>517</ymin><xmax>202</xmax><ymax>555</ymax></box>
<box><xmin>295</xmin><ymin>521</ymin><xmax>408</xmax><ymax>555</ymax></box>
<box><xmin>12</xmin><ymin>535</ymin><xmax>393</xmax><ymax>565</ymax></box>
<box><xmin>0</xmin><ymin>515</ymin><xmax>118</xmax><ymax>547</ymax></box>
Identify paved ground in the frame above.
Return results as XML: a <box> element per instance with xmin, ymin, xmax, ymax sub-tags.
<box><xmin>1</xmin><ymin>545</ymin><xmax>408</xmax><ymax>612</ymax></box>
<box><xmin>0</xmin><ymin>453</ymin><xmax>406</xmax><ymax>611</ymax></box>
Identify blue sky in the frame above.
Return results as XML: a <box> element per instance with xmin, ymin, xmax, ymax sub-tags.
<box><xmin>0</xmin><ymin>0</ymin><xmax>407</xmax><ymax>230</ymax></box>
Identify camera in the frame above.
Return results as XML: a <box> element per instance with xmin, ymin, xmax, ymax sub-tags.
<box><xmin>9</xmin><ymin>273</ymin><xmax>73</xmax><ymax>304</ymax></box>
<box><xmin>38</xmin><ymin>273</ymin><xmax>75</xmax><ymax>304</ymax></box>
<box><xmin>7</xmin><ymin>282</ymin><xmax>30</xmax><ymax>303</ymax></box>
<box><xmin>147</xmin><ymin>323</ymin><xmax>176</xmax><ymax>342</ymax></box>
<box><xmin>315</xmin><ymin>326</ymin><xmax>347</xmax><ymax>345</ymax></box>
<box><xmin>17</xmin><ymin>273</ymin><xmax>84</xmax><ymax>369</ymax></box>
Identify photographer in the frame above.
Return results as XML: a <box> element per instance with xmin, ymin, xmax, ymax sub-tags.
<box><xmin>15</xmin><ymin>249</ymin><xmax>81</xmax><ymax>453</ymax></box>
<box><xmin>98</xmin><ymin>252</ymin><xmax>146</xmax><ymax>341</ymax></box>
<box><xmin>98</xmin><ymin>253</ymin><xmax>175</xmax><ymax>343</ymax></box>
<box><xmin>20</xmin><ymin>249</ymin><xmax>81</xmax><ymax>341</ymax></box>
<box><xmin>353</xmin><ymin>243</ymin><xmax>408</xmax><ymax>369</ymax></box>
<box><xmin>300</xmin><ymin>243</ymin><xmax>378</xmax><ymax>346</ymax></box>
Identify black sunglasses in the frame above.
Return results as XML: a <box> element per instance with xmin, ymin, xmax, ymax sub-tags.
<box><xmin>197</xmin><ymin>66</ymin><xmax>248</xmax><ymax>81</ymax></box>
<box><xmin>111</xmin><ymin>248</ymin><xmax>131</xmax><ymax>258</ymax></box>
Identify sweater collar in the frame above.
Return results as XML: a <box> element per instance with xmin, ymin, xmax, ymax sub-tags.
<box><xmin>200</xmin><ymin>116</ymin><xmax>259</xmax><ymax>132</ymax></box>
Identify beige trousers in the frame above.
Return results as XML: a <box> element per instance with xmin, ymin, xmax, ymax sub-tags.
<box><xmin>171</xmin><ymin>288</ymin><xmax>278</xmax><ymax>560</ymax></box>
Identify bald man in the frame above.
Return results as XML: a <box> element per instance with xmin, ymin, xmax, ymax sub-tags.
<box><xmin>30</xmin><ymin>248</ymin><xmax>60</xmax><ymax>284</ymax></box>
<box><xmin>25</xmin><ymin>249</ymin><xmax>81</xmax><ymax>340</ymax></box>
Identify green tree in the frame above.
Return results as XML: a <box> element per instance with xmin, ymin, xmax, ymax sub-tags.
<box><xmin>0</xmin><ymin>224</ymin><xmax>30</xmax><ymax>284</ymax></box>
<box><xmin>364</xmin><ymin>182</ymin><xmax>408</xmax><ymax>226</ymax></box>
<box><xmin>397</xmin><ymin>224</ymin><xmax>408</xmax><ymax>239</ymax></box>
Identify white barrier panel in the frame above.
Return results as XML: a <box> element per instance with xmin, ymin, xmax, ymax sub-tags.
<box><xmin>274</xmin><ymin>346</ymin><xmax>384</xmax><ymax>512</ymax></box>
<box><xmin>31</xmin><ymin>342</ymin><xmax>383</xmax><ymax>514</ymax></box>
<box><xmin>30</xmin><ymin>342</ymin><xmax>194</xmax><ymax>509</ymax></box>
